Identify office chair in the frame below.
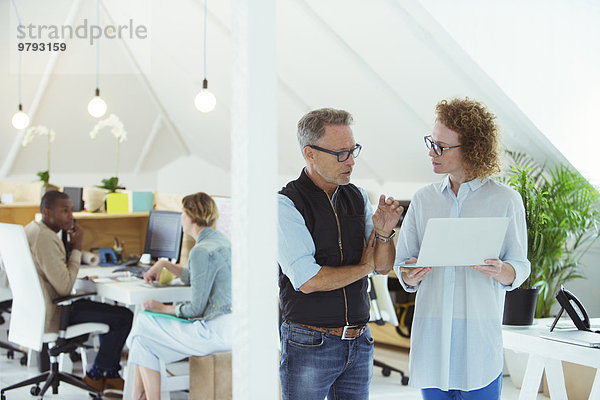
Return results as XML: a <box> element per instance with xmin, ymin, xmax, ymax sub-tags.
<box><xmin>0</xmin><ymin>289</ymin><xmax>27</xmax><ymax>366</ymax></box>
<box><xmin>368</xmin><ymin>274</ymin><xmax>409</xmax><ymax>385</ymax></box>
<box><xmin>0</xmin><ymin>223</ymin><xmax>109</xmax><ymax>400</ymax></box>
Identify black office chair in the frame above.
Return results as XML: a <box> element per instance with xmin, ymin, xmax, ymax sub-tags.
<box><xmin>368</xmin><ymin>274</ymin><xmax>409</xmax><ymax>385</ymax></box>
<box><xmin>0</xmin><ymin>298</ymin><xmax>27</xmax><ymax>366</ymax></box>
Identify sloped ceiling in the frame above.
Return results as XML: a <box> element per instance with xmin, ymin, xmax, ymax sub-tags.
<box><xmin>1</xmin><ymin>0</ymin><xmax>567</xmax><ymax>191</ymax></box>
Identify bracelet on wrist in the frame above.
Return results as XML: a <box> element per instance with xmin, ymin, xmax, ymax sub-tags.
<box><xmin>375</xmin><ymin>229</ymin><xmax>396</xmax><ymax>242</ymax></box>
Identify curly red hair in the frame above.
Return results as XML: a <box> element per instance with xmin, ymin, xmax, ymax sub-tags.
<box><xmin>435</xmin><ymin>98</ymin><xmax>501</xmax><ymax>180</ymax></box>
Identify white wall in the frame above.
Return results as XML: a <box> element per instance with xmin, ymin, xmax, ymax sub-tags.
<box><xmin>556</xmin><ymin>242</ymin><xmax>600</xmax><ymax>318</ymax></box>
<box><xmin>420</xmin><ymin>0</ymin><xmax>600</xmax><ymax>186</ymax></box>
<box><xmin>4</xmin><ymin>172</ymin><xmax>157</xmax><ymax>192</ymax></box>
<box><xmin>155</xmin><ymin>155</ymin><xmax>231</xmax><ymax>197</ymax></box>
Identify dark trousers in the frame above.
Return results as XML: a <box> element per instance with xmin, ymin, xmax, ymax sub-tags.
<box><xmin>69</xmin><ymin>299</ymin><xmax>133</xmax><ymax>371</ymax></box>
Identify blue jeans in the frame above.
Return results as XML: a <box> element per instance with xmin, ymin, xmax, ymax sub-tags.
<box><xmin>421</xmin><ymin>373</ymin><xmax>502</xmax><ymax>400</ymax></box>
<box><xmin>279</xmin><ymin>321</ymin><xmax>374</xmax><ymax>400</ymax></box>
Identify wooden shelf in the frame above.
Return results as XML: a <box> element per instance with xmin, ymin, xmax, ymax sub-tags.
<box><xmin>74</xmin><ymin>213</ymin><xmax>149</xmax><ymax>257</ymax></box>
<box><xmin>32</xmin><ymin>210</ymin><xmax>192</xmax><ymax>265</ymax></box>
<box><xmin>72</xmin><ymin>212</ymin><xmax>149</xmax><ymax>219</ymax></box>
<box><xmin>31</xmin><ymin>212</ymin><xmax>151</xmax><ymax>257</ymax></box>
<box><xmin>0</xmin><ymin>202</ymin><xmax>39</xmax><ymax>208</ymax></box>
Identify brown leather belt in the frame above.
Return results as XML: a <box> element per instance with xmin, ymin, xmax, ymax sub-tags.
<box><xmin>295</xmin><ymin>322</ymin><xmax>367</xmax><ymax>340</ymax></box>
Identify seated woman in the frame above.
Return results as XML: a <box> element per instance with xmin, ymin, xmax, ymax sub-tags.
<box><xmin>127</xmin><ymin>192</ymin><xmax>232</xmax><ymax>400</ymax></box>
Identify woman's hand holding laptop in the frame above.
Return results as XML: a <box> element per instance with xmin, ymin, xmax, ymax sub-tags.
<box><xmin>471</xmin><ymin>259</ymin><xmax>516</xmax><ymax>286</ymax></box>
<box><xmin>400</xmin><ymin>258</ymin><xmax>432</xmax><ymax>286</ymax></box>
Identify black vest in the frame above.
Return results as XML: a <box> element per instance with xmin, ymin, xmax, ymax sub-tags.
<box><xmin>279</xmin><ymin>169</ymin><xmax>369</xmax><ymax>327</ymax></box>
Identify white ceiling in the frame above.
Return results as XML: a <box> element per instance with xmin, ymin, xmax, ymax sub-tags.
<box><xmin>0</xmin><ymin>0</ymin><xmax>579</xmax><ymax>192</ymax></box>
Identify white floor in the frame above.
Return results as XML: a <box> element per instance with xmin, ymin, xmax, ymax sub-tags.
<box><xmin>0</xmin><ymin>347</ymin><xmax>188</xmax><ymax>400</ymax></box>
<box><xmin>370</xmin><ymin>346</ymin><xmax>547</xmax><ymax>400</ymax></box>
<box><xmin>0</xmin><ymin>346</ymin><xmax>546</xmax><ymax>399</ymax></box>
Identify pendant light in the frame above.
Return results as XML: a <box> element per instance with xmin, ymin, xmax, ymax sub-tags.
<box><xmin>88</xmin><ymin>88</ymin><xmax>107</xmax><ymax>118</ymax></box>
<box><xmin>12</xmin><ymin>104</ymin><xmax>30</xmax><ymax>130</ymax></box>
<box><xmin>87</xmin><ymin>0</ymin><xmax>107</xmax><ymax>118</ymax></box>
<box><xmin>11</xmin><ymin>0</ymin><xmax>30</xmax><ymax>130</ymax></box>
<box><xmin>194</xmin><ymin>0</ymin><xmax>216</xmax><ymax>113</ymax></box>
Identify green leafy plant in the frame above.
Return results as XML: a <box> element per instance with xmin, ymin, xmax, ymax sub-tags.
<box><xmin>36</xmin><ymin>170</ymin><xmax>50</xmax><ymax>186</ymax></box>
<box><xmin>96</xmin><ymin>177</ymin><xmax>125</xmax><ymax>193</ymax></box>
<box><xmin>504</xmin><ymin>151</ymin><xmax>600</xmax><ymax>317</ymax></box>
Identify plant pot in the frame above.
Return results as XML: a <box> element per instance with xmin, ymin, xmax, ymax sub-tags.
<box><xmin>82</xmin><ymin>187</ymin><xmax>107</xmax><ymax>212</ymax></box>
<box><xmin>41</xmin><ymin>183</ymin><xmax>60</xmax><ymax>197</ymax></box>
<box><xmin>503</xmin><ymin>287</ymin><xmax>539</xmax><ymax>326</ymax></box>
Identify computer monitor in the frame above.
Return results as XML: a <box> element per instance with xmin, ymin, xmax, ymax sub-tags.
<box><xmin>143</xmin><ymin>210</ymin><xmax>183</xmax><ymax>262</ymax></box>
<box><xmin>63</xmin><ymin>187</ymin><xmax>84</xmax><ymax>212</ymax></box>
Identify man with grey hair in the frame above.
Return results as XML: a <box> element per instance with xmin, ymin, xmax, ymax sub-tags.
<box><xmin>278</xmin><ymin>108</ymin><xmax>403</xmax><ymax>399</ymax></box>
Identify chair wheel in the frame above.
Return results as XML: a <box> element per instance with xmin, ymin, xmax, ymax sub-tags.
<box><xmin>382</xmin><ymin>367</ymin><xmax>391</xmax><ymax>377</ymax></box>
<box><xmin>20</xmin><ymin>355</ymin><xmax>27</xmax><ymax>366</ymax></box>
<box><xmin>69</xmin><ymin>350</ymin><xmax>81</xmax><ymax>363</ymax></box>
<box><xmin>401</xmin><ymin>376</ymin><xmax>409</xmax><ymax>385</ymax></box>
<box><xmin>30</xmin><ymin>385</ymin><xmax>41</xmax><ymax>396</ymax></box>
<box><xmin>6</xmin><ymin>350</ymin><xmax>13</xmax><ymax>359</ymax></box>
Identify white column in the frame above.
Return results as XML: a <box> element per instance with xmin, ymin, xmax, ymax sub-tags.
<box><xmin>231</xmin><ymin>1</ymin><xmax>279</xmax><ymax>399</ymax></box>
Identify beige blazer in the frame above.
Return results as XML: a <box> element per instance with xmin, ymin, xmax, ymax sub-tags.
<box><xmin>24</xmin><ymin>221</ymin><xmax>80</xmax><ymax>333</ymax></box>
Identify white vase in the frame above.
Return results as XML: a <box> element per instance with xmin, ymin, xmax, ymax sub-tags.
<box><xmin>82</xmin><ymin>187</ymin><xmax>107</xmax><ymax>212</ymax></box>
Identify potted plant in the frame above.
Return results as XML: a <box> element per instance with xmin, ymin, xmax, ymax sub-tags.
<box><xmin>503</xmin><ymin>151</ymin><xmax>600</xmax><ymax>323</ymax></box>
<box><xmin>21</xmin><ymin>125</ymin><xmax>59</xmax><ymax>192</ymax></box>
<box><xmin>89</xmin><ymin>114</ymin><xmax>127</xmax><ymax>193</ymax></box>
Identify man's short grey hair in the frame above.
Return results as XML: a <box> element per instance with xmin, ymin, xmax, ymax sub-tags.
<box><xmin>297</xmin><ymin>108</ymin><xmax>353</xmax><ymax>151</ymax></box>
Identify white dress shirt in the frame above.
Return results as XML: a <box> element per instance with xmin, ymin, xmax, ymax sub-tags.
<box><xmin>393</xmin><ymin>176</ymin><xmax>530</xmax><ymax>391</ymax></box>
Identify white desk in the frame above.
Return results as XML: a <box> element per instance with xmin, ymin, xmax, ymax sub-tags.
<box><xmin>77</xmin><ymin>266</ymin><xmax>191</xmax><ymax>307</ymax></box>
<box><xmin>77</xmin><ymin>266</ymin><xmax>191</xmax><ymax>399</ymax></box>
<box><xmin>502</xmin><ymin>318</ymin><xmax>600</xmax><ymax>400</ymax></box>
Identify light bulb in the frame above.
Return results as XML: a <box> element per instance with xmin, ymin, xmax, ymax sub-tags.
<box><xmin>88</xmin><ymin>95</ymin><xmax>107</xmax><ymax>118</ymax></box>
<box><xmin>195</xmin><ymin>90</ymin><xmax>216</xmax><ymax>113</ymax></box>
<box><xmin>12</xmin><ymin>110</ymin><xmax>30</xmax><ymax>130</ymax></box>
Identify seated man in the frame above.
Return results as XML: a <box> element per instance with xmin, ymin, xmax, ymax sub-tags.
<box><xmin>25</xmin><ymin>191</ymin><xmax>133</xmax><ymax>397</ymax></box>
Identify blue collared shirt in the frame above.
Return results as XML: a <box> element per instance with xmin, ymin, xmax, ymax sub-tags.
<box><xmin>178</xmin><ymin>227</ymin><xmax>232</xmax><ymax>321</ymax></box>
<box><xmin>278</xmin><ymin>186</ymin><xmax>375</xmax><ymax>290</ymax></box>
<box><xmin>393</xmin><ymin>176</ymin><xmax>530</xmax><ymax>391</ymax></box>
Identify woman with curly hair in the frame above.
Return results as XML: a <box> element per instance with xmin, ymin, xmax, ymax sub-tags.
<box><xmin>394</xmin><ymin>98</ymin><xmax>530</xmax><ymax>399</ymax></box>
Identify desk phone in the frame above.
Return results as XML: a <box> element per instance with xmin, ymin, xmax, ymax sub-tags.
<box><xmin>550</xmin><ymin>286</ymin><xmax>600</xmax><ymax>334</ymax></box>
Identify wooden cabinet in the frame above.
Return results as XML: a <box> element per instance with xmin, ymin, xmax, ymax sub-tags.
<box><xmin>0</xmin><ymin>203</ymin><xmax>40</xmax><ymax>225</ymax></box>
<box><xmin>72</xmin><ymin>212</ymin><xmax>150</xmax><ymax>258</ymax></box>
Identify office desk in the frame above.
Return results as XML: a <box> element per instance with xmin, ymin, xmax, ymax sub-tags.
<box><xmin>77</xmin><ymin>266</ymin><xmax>191</xmax><ymax>398</ymax></box>
<box><xmin>77</xmin><ymin>266</ymin><xmax>192</xmax><ymax>308</ymax></box>
<box><xmin>502</xmin><ymin>318</ymin><xmax>600</xmax><ymax>399</ymax></box>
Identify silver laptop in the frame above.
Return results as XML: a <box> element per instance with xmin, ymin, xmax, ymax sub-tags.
<box><xmin>414</xmin><ymin>217</ymin><xmax>509</xmax><ymax>267</ymax></box>
<box><xmin>540</xmin><ymin>330</ymin><xmax>600</xmax><ymax>348</ymax></box>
